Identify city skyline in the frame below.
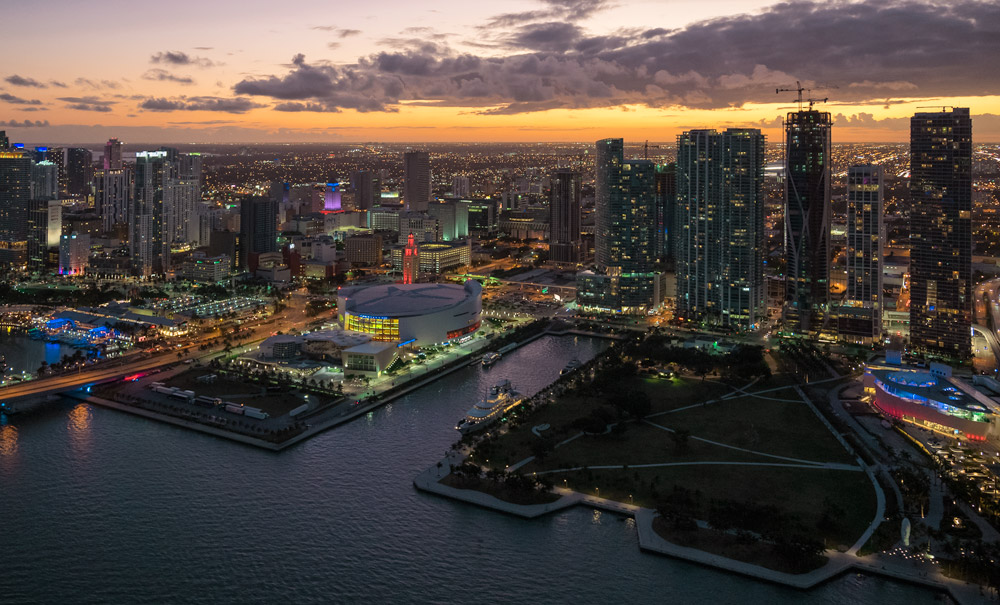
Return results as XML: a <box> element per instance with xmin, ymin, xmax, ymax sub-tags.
<box><xmin>2</xmin><ymin>0</ymin><xmax>1000</xmax><ymax>143</ymax></box>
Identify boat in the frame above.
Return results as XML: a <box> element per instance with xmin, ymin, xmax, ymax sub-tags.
<box><xmin>481</xmin><ymin>352</ymin><xmax>501</xmax><ymax>367</ymax></box>
<box><xmin>560</xmin><ymin>359</ymin><xmax>581</xmax><ymax>375</ymax></box>
<box><xmin>456</xmin><ymin>380</ymin><xmax>523</xmax><ymax>434</ymax></box>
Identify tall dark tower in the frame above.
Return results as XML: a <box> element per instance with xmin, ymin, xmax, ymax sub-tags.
<box><xmin>67</xmin><ymin>148</ymin><xmax>93</xmax><ymax>197</ymax></box>
<box><xmin>548</xmin><ymin>169</ymin><xmax>582</xmax><ymax>263</ymax></box>
<box><xmin>403</xmin><ymin>150</ymin><xmax>430</xmax><ymax>212</ymax></box>
<box><xmin>655</xmin><ymin>163</ymin><xmax>676</xmax><ymax>261</ymax></box>
<box><xmin>909</xmin><ymin>107</ymin><xmax>972</xmax><ymax>360</ymax></box>
<box><xmin>240</xmin><ymin>196</ymin><xmax>278</xmax><ymax>270</ymax></box>
<box><xmin>783</xmin><ymin>109</ymin><xmax>832</xmax><ymax>334</ymax></box>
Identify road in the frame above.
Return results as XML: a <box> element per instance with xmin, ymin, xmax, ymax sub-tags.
<box><xmin>0</xmin><ymin>289</ymin><xmax>322</xmax><ymax>404</ymax></box>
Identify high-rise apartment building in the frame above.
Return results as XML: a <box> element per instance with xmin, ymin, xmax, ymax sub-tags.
<box><xmin>838</xmin><ymin>165</ymin><xmax>884</xmax><ymax>343</ymax></box>
<box><xmin>403</xmin><ymin>150</ymin><xmax>431</xmax><ymax>212</ymax></box>
<box><xmin>131</xmin><ymin>150</ymin><xmax>170</xmax><ymax>276</ymax></box>
<box><xmin>66</xmin><ymin>148</ymin><xmax>93</xmax><ymax>197</ymax></box>
<box><xmin>452</xmin><ymin>175</ymin><xmax>471</xmax><ymax>198</ymax></box>
<box><xmin>95</xmin><ymin>168</ymin><xmax>131</xmax><ymax>234</ymax></box>
<box><xmin>909</xmin><ymin>108</ymin><xmax>972</xmax><ymax>359</ymax></box>
<box><xmin>548</xmin><ymin>169</ymin><xmax>582</xmax><ymax>263</ymax></box>
<box><xmin>579</xmin><ymin>138</ymin><xmax>662</xmax><ymax>313</ymax></box>
<box><xmin>783</xmin><ymin>109</ymin><xmax>832</xmax><ymax>334</ymax></box>
<box><xmin>675</xmin><ymin>129</ymin><xmax>765</xmax><ymax>329</ymax></box>
<box><xmin>104</xmin><ymin>138</ymin><xmax>123</xmax><ymax>170</ymax></box>
<box><xmin>31</xmin><ymin>160</ymin><xmax>59</xmax><ymax>200</ymax></box>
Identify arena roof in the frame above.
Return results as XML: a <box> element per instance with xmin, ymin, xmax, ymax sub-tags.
<box><xmin>339</xmin><ymin>281</ymin><xmax>481</xmax><ymax>318</ymax></box>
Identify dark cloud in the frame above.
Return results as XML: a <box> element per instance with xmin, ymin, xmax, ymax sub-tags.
<box><xmin>483</xmin><ymin>0</ymin><xmax>611</xmax><ymax>27</ymax></box>
<box><xmin>234</xmin><ymin>1</ymin><xmax>1000</xmax><ymax>115</ymax></box>
<box><xmin>0</xmin><ymin>93</ymin><xmax>44</xmax><ymax>105</ymax></box>
<box><xmin>327</xmin><ymin>42</ymin><xmax>341</xmax><ymax>50</ymax></box>
<box><xmin>75</xmin><ymin>78</ymin><xmax>121</xmax><ymax>89</ymax></box>
<box><xmin>273</xmin><ymin>102</ymin><xmax>341</xmax><ymax>113</ymax></box>
<box><xmin>5</xmin><ymin>75</ymin><xmax>47</xmax><ymax>88</ymax></box>
<box><xmin>58</xmin><ymin>96</ymin><xmax>116</xmax><ymax>112</ymax></box>
<box><xmin>142</xmin><ymin>69</ymin><xmax>195</xmax><ymax>85</ymax></box>
<box><xmin>49</xmin><ymin>80</ymin><xmax>68</xmax><ymax>88</ymax></box>
<box><xmin>150</xmin><ymin>51</ymin><xmax>215</xmax><ymax>68</ymax></box>
<box><xmin>312</xmin><ymin>26</ymin><xmax>361</xmax><ymax>37</ymax></box>
<box><xmin>0</xmin><ymin>119</ymin><xmax>49</xmax><ymax>127</ymax></box>
<box><xmin>139</xmin><ymin>96</ymin><xmax>265</xmax><ymax>113</ymax></box>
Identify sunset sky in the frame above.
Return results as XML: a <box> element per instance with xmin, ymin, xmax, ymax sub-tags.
<box><xmin>2</xmin><ymin>0</ymin><xmax>999</xmax><ymax>144</ymax></box>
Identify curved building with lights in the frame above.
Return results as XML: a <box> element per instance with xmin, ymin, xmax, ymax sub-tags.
<box><xmin>864</xmin><ymin>366</ymin><xmax>999</xmax><ymax>441</ymax></box>
<box><xmin>337</xmin><ymin>280</ymin><xmax>482</xmax><ymax>345</ymax></box>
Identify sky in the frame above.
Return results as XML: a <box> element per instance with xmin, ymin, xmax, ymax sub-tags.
<box><xmin>2</xmin><ymin>0</ymin><xmax>999</xmax><ymax>144</ymax></box>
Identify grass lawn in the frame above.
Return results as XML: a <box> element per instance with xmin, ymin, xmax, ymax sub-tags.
<box><xmin>653</xmin><ymin>517</ymin><xmax>829</xmax><ymax>574</ymax></box>
<box><xmin>562</xmin><ymin>465</ymin><xmax>875</xmax><ymax>548</ymax></box>
<box><xmin>661</xmin><ymin>389</ymin><xmax>856</xmax><ymax>465</ymax></box>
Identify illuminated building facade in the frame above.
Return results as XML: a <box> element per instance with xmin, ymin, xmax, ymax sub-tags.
<box><xmin>402</xmin><ymin>232</ymin><xmax>419</xmax><ymax>284</ymax></box>
<box><xmin>909</xmin><ymin>108</ymin><xmax>972</xmax><ymax>359</ymax></box>
<box><xmin>839</xmin><ymin>165</ymin><xmax>883</xmax><ymax>343</ymax></box>
<box><xmin>338</xmin><ymin>280</ymin><xmax>482</xmax><ymax>345</ymax></box>
<box><xmin>675</xmin><ymin>128</ymin><xmax>765</xmax><ymax>329</ymax></box>
<box><xmin>864</xmin><ymin>365</ymin><xmax>998</xmax><ymax>441</ymax></box>
<box><xmin>783</xmin><ymin>110</ymin><xmax>832</xmax><ymax>334</ymax></box>
<box><xmin>58</xmin><ymin>232</ymin><xmax>90</xmax><ymax>275</ymax></box>
<box><xmin>131</xmin><ymin>151</ymin><xmax>170</xmax><ymax>277</ymax></box>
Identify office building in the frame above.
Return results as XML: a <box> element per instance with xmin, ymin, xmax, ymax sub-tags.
<box><xmin>467</xmin><ymin>199</ymin><xmax>498</xmax><ymax>236</ymax></box>
<box><xmin>427</xmin><ymin>200</ymin><xmax>469</xmax><ymax>241</ymax></box>
<box><xmin>104</xmin><ymin>138</ymin><xmax>123</xmax><ymax>170</ymax></box>
<box><xmin>240</xmin><ymin>196</ymin><xmax>278</xmax><ymax>270</ymax></box>
<box><xmin>675</xmin><ymin>129</ymin><xmax>765</xmax><ymax>330</ymax></box>
<box><xmin>403</xmin><ymin>150</ymin><xmax>431</xmax><ymax>212</ymax></box>
<box><xmin>838</xmin><ymin>165</ymin><xmax>884</xmax><ymax>343</ymax></box>
<box><xmin>131</xmin><ymin>150</ymin><xmax>170</xmax><ymax>277</ymax></box>
<box><xmin>548</xmin><ymin>169</ymin><xmax>582</xmax><ymax>263</ymax></box>
<box><xmin>58</xmin><ymin>232</ymin><xmax>90</xmax><ymax>275</ymax></box>
<box><xmin>656</xmin><ymin>163</ymin><xmax>677</xmax><ymax>260</ymax></box>
<box><xmin>909</xmin><ymin>108</ymin><xmax>973</xmax><ymax>359</ymax></box>
<box><xmin>0</xmin><ymin>151</ymin><xmax>32</xmax><ymax>261</ymax></box>
<box><xmin>0</xmin><ymin>131</ymin><xmax>8</xmax><ymax>150</ymax></box>
<box><xmin>351</xmin><ymin>170</ymin><xmax>380</xmax><ymax>211</ymax></box>
<box><xmin>31</xmin><ymin>160</ymin><xmax>59</xmax><ymax>200</ymax></box>
<box><xmin>345</xmin><ymin>234</ymin><xmax>383</xmax><ymax>266</ymax></box>
<box><xmin>66</xmin><ymin>148</ymin><xmax>93</xmax><ymax>197</ymax></box>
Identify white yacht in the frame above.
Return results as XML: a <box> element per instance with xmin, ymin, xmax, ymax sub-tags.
<box><xmin>456</xmin><ymin>380</ymin><xmax>523</xmax><ymax>434</ymax></box>
<box><xmin>560</xmin><ymin>359</ymin><xmax>581</xmax><ymax>375</ymax></box>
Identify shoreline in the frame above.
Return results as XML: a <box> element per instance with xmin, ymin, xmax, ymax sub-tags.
<box><xmin>52</xmin><ymin>328</ymin><xmax>621</xmax><ymax>450</ymax></box>
<box><xmin>414</xmin><ymin>454</ymin><xmax>985</xmax><ymax>605</ymax></box>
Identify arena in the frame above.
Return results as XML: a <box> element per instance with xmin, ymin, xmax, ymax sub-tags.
<box><xmin>337</xmin><ymin>280</ymin><xmax>482</xmax><ymax>345</ymax></box>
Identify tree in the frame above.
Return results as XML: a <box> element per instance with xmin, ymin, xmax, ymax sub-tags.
<box><xmin>671</xmin><ymin>428</ymin><xmax>691</xmax><ymax>454</ymax></box>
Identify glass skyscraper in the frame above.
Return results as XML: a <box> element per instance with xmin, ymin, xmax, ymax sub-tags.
<box><xmin>783</xmin><ymin>109</ymin><xmax>832</xmax><ymax>334</ymax></box>
<box><xmin>675</xmin><ymin>129</ymin><xmax>765</xmax><ymax>329</ymax></box>
<box><xmin>909</xmin><ymin>107</ymin><xmax>972</xmax><ymax>359</ymax></box>
<box><xmin>838</xmin><ymin>165</ymin><xmax>884</xmax><ymax>343</ymax></box>
<box><xmin>548</xmin><ymin>168</ymin><xmax>582</xmax><ymax>263</ymax></box>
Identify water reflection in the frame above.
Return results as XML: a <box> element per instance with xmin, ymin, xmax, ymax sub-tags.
<box><xmin>0</xmin><ymin>423</ymin><xmax>19</xmax><ymax>457</ymax></box>
<box><xmin>67</xmin><ymin>404</ymin><xmax>92</xmax><ymax>454</ymax></box>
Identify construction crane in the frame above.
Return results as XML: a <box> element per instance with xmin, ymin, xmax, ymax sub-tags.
<box><xmin>775</xmin><ymin>80</ymin><xmax>830</xmax><ymax>111</ymax></box>
<box><xmin>643</xmin><ymin>140</ymin><xmax>660</xmax><ymax>160</ymax></box>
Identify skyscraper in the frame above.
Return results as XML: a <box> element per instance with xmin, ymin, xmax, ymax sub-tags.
<box><xmin>783</xmin><ymin>108</ymin><xmax>832</xmax><ymax>334</ymax></box>
<box><xmin>452</xmin><ymin>175</ymin><xmax>471</xmax><ymax>198</ymax></box>
<box><xmin>675</xmin><ymin>129</ymin><xmax>765</xmax><ymax>329</ymax></box>
<box><xmin>31</xmin><ymin>160</ymin><xmax>59</xmax><ymax>200</ymax></box>
<box><xmin>909</xmin><ymin>107</ymin><xmax>972</xmax><ymax>359</ymax></box>
<box><xmin>96</xmin><ymin>167</ymin><xmax>131</xmax><ymax>234</ymax></box>
<box><xmin>655</xmin><ymin>163</ymin><xmax>677</xmax><ymax>261</ymax></box>
<box><xmin>0</xmin><ymin>151</ymin><xmax>32</xmax><ymax>248</ymax></box>
<box><xmin>350</xmin><ymin>170</ymin><xmax>380</xmax><ymax>211</ymax></box>
<box><xmin>0</xmin><ymin>131</ymin><xmax>8</xmax><ymax>150</ymax></box>
<box><xmin>403</xmin><ymin>150</ymin><xmax>431</xmax><ymax>212</ymax></box>
<box><xmin>578</xmin><ymin>138</ymin><xmax>662</xmax><ymax>313</ymax></box>
<box><xmin>838</xmin><ymin>165</ymin><xmax>883</xmax><ymax>343</ymax></box>
<box><xmin>548</xmin><ymin>169</ymin><xmax>582</xmax><ymax>263</ymax></box>
<box><xmin>240</xmin><ymin>196</ymin><xmax>278</xmax><ymax>270</ymax></box>
<box><xmin>131</xmin><ymin>150</ymin><xmax>170</xmax><ymax>277</ymax></box>
<box><xmin>66</xmin><ymin>148</ymin><xmax>93</xmax><ymax>197</ymax></box>
<box><xmin>104</xmin><ymin>138</ymin><xmax>123</xmax><ymax>170</ymax></box>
